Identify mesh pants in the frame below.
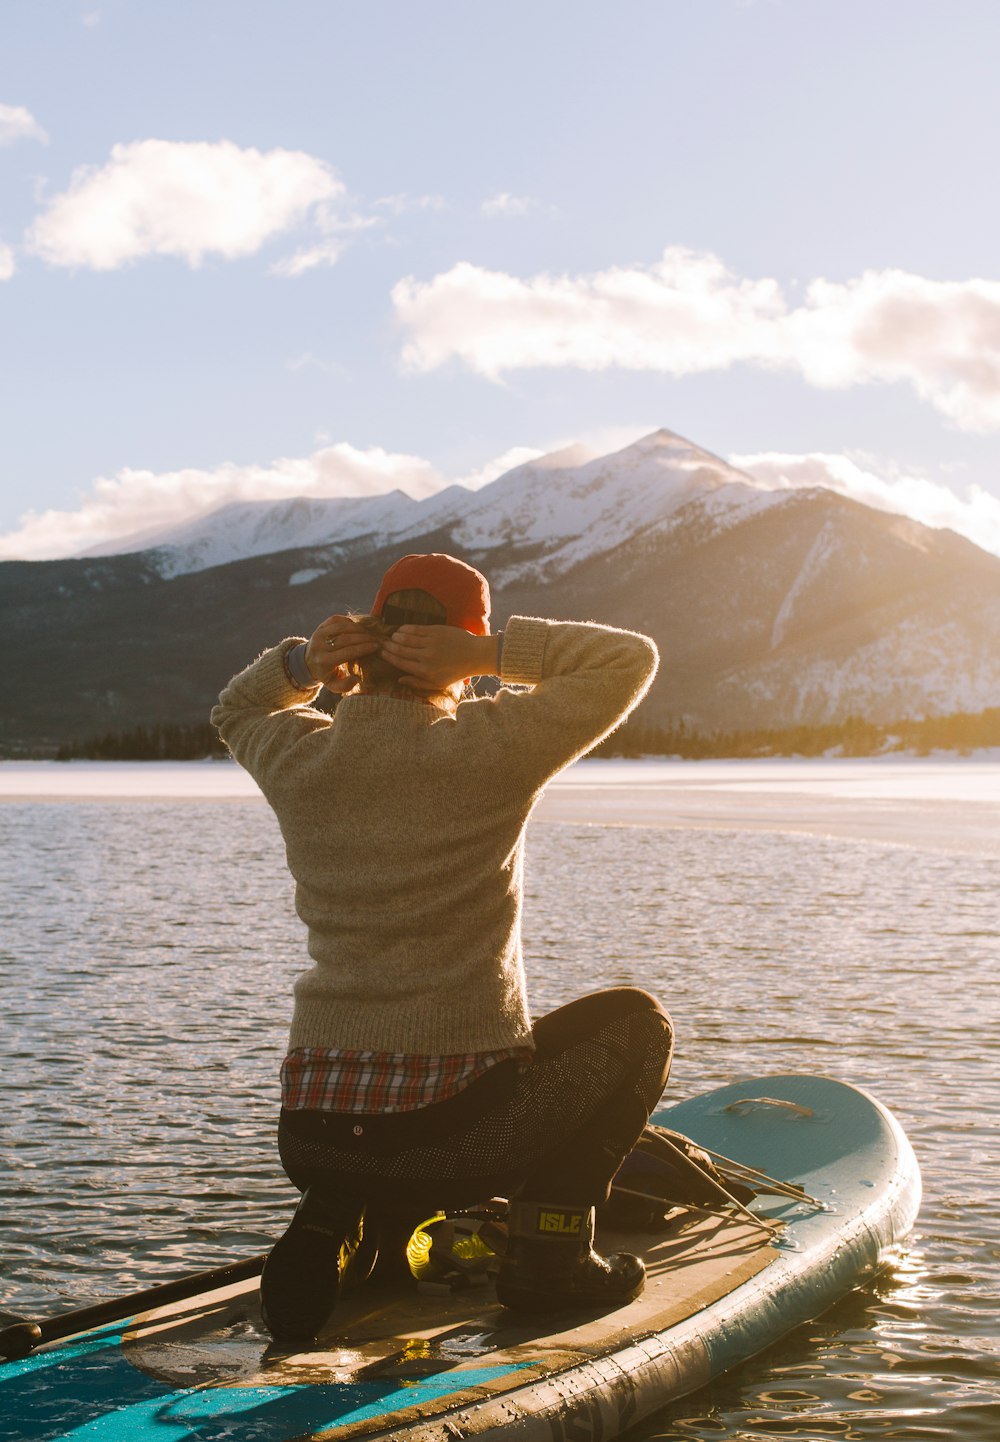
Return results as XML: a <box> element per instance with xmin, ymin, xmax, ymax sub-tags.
<box><xmin>278</xmin><ymin>987</ymin><xmax>673</xmax><ymax>1211</ymax></box>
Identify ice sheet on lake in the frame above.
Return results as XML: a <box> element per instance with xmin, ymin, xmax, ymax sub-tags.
<box><xmin>2</xmin><ymin>755</ymin><xmax>999</xmax><ymax>856</ymax></box>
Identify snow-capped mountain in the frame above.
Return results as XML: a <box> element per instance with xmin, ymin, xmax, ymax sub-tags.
<box><xmin>103</xmin><ymin>430</ymin><xmax>782</xmax><ymax>582</ymax></box>
<box><xmin>107</xmin><ymin>489</ymin><xmax>428</xmax><ymax>579</ymax></box>
<box><xmin>4</xmin><ymin>427</ymin><xmax>1000</xmax><ymax>750</ymax></box>
<box><xmin>426</xmin><ymin>431</ymin><xmax>787</xmax><ymax>585</ymax></box>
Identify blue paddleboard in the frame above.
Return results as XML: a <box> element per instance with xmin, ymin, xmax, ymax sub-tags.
<box><xmin>0</xmin><ymin>1074</ymin><xmax>920</xmax><ymax>1442</ymax></box>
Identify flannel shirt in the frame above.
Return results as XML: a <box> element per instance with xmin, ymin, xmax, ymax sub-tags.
<box><xmin>280</xmin><ymin>1046</ymin><xmax>534</xmax><ymax>1113</ymax></box>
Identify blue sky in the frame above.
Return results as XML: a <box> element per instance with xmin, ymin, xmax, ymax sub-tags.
<box><xmin>2</xmin><ymin>0</ymin><xmax>1000</xmax><ymax>558</ymax></box>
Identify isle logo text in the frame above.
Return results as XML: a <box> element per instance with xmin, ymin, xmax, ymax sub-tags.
<box><xmin>536</xmin><ymin>1210</ymin><xmax>583</xmax><ymax>1235</ymax></box>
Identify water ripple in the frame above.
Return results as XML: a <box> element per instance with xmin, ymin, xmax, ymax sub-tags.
<box><xmin>1</xmin><ymin>804</ymin><xmax>997</xmax><ymax>1441</ymax></box>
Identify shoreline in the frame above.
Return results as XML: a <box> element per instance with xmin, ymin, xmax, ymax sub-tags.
<box><xmin>2</xmin><ymin>756</ymin><xmax>999</xmax><ymax>855</ymax></box>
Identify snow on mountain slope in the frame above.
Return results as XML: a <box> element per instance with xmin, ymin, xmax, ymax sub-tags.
<box><xmin>129</xmin><ymin>490</ymin><xmax>426</xmax><ymax>579</ymax></box>
<box><xmin>119</xmin><ymin>428</ymin><xmax>784</xmax><ymax>581</ymax></box>
<box><xmin>441</xmin><ymin>429</ymin><xmax>765</xmax><ymax>581</ymax></box>
<box><xmin>719</xmin><ymin>599</ymin><xmax>1000</xmax><ymax>726</ymax></box>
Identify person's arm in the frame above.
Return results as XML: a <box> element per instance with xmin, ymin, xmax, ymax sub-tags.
<box><xmin>383</xmin><ymin>615</ymin><xmax>658</xmax><ymax>783</ymax></box>
<box><xmin>211</xmin><ymin>615</ymin><xmax>378</xmax><ymax>781</ymax></box>
<box><xmin>489</xmin><ymin>616</ymin><xmax>659</xmax><ymax>782</ymax></box>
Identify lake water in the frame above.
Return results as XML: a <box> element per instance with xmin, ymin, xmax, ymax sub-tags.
<box><xmin>1</xmin><ymin>759</ymin><xmax>998</xmax><ymax>1439</ymax></box>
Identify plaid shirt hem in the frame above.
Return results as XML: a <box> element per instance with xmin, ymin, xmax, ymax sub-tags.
<box><xmin>280</xmin><ymin>1045</ymin><xmax>535</xmax><ymax>1114</ymax></box>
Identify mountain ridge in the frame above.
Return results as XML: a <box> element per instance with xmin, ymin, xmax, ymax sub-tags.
<box><xmin>3</xmin><ymin>428</ymin><xmax>999</xmax><ymax>752</ymax></box>
<box><xmin>82</xmin><ymin>428</ymin><xmax>770</xmax><ymax>580</ymax></box>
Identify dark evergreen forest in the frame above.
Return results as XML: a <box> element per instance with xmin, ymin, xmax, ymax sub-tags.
<box><xmin>50</xmin><ymin>707</ymin><xmax>1000</xmax><ymax>762</ymax></box>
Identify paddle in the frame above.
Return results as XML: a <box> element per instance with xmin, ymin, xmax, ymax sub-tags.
<box><xmin>0</xmin><ymin>1252</ymin><xmax>266</xmax><ymax>1362</ymax></box>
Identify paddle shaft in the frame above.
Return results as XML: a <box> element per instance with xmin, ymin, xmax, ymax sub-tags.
<box><xmin>0</xmin><ymin>1253</ymin><xmax>266</xmax><ymax>1362</ymax></box>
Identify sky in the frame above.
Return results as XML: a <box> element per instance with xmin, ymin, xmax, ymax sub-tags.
<box><xmin>2</xmin><ymin>0</ymin><xmax>1000</xmax><ymax>560</ymax></box>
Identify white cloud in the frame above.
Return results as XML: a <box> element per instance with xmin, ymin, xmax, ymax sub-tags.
<box><xmin>734</xmin><ymin>450</ymin><xmax>1000</xmax><ymax>559</ymax></box>
<box><xmin>480</xmin><ymin>192</ymin><xmax>540</xmax><ymax>218</ymax></box>
<box><xmin>0</xmin><ymin>102</ymin><xmax>48</xmax><ymax>146</ymax></box>
<box><xmin>455</xmin><ymin>446</ymin><xmax>546</xmax><ymax>489</ymax></box>
<box><xmin>393</xmin><ymin>249</ymin><xmax>784</xmax><ymax>379</ymax></box>
<box><xmin>0</xmin><ymin>443</ymin><xmax>448</xmax><ymax>561</ymax></box>
<box><xmin>26</xmin><ymin>139</ymin><xmax>341</xmax><ymax>270</ymax></box>
<box><xmin>0</xmin><ymin>243</ymin><xmax>14</xmax><ymax>280</ymax></box>
<box><xmin>270</xmin><ymin>237</ymin><xmax>347</xmax><ymax>277</ymax></box>
<box><xmin>270</xmin><ymin>204</ymin><xmax>378</xmax><ymax>277</ymax></box>
<box><xmin>785</xmin><ymin>269</ymin><xmax>1000</xmax><ymax>431</ymax></box>
<box><xmin>392</xmin><ymin>247</ymin><xmax>1000</xmax><ymax>432</ymax></box>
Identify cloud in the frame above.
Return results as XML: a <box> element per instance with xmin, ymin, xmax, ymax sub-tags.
<box><xmin>392</xmin><ymin>247</ymin><xmax>1000</xmax><ymax>432</ymax></box>
<box><xmin>0</xmin><ymin>443</ymin><xmax>448</xmax><ymax>561</ymax></box>
<box><xmin>734</xmin><ymin>450</ymin><xmax>1000</xmax><ymax>559</ymax></box>
<box><xmin>480</xmin><ymin>192</ymin><xmax>541</xmax><ymax>219</ymax></box>
<box><xmin>785</xmin><ymin>269</ymin><xmax>1000</xmax><ymax>431</ymax></box>
<box><xmin>270</xmin><ymin>236</ymin><xmax>347</xmax><ymax>277</ymax></box>
<box><xmin>26</xmin><ymin>139</ymin><xmax>341</xmax><ymax>270</ymax></box>
<box><xmin>393</xmin><ymin>249</ymin><xmax>785</xmax><ymax>379</ymax></box>
<box><xmin>0</xmin><ymin>102</ymin><xmax>48</xmax><ymax>146</ymax></box>
<box><xmin>455</xmin><ymin>446</ymin><xmax>546</xmax><ymax>489</ymax></box>
<box><xmin>270</xmin><ymin>204</ymin><xmax>378</xmax><ymax>277</ymax></box>
<box><xmin>0</xmin><ymin>243</ymin><xmax>14</xmax><ymax>280</ymax></box>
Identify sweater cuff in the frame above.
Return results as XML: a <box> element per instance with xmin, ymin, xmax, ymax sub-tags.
<box><xmin>498</xmin><ymin>616</ymin><xmax>548</xmax><ymax>685</ymax></box>
<box><xmin>242</xmin><ymin>639</ymin><xmax>318</xmax><ymax>709</ymax></box>
<box><xmin>284</xmin><ymin>641</ymin><xmax>317</xmax><ymax>690</ymax></box>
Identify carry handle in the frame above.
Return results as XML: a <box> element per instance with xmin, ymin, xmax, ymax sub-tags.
<box><xmin>723</xmin><ymin>1097</ymin><xmax>814</xmax><ymax>1118</ymax></box>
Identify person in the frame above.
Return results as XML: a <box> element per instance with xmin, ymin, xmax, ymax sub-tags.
<box><xmin>211</xmin><ymin>552</ymin><xmax>673</xmax><ymax>1343</ymax></box>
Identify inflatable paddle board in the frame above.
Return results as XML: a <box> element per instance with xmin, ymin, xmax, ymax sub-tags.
<box><xmin>0</xmin><ymin>1074</ymin><xmax>921</xmax><ymax>1442</ymax></box>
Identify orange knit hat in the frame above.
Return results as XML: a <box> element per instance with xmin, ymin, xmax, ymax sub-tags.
<box><xmin>371</xmin><ymin>553</ymin><xmax>491</xmax><ymax>635</ymax></box>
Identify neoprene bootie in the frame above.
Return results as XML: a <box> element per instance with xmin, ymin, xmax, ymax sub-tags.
<box><xmin>494</xmin><ymin>1201</ymin><xmax>645</xmax><ymax>1314</ymax></box>
<box><xmin>260</xmin><ymin>1188</ymin><xmax>373</xmax><ymax>1345</ymax></box>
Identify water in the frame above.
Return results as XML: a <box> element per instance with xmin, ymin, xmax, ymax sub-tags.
<box><xmin>1</xmin><ymin>779</ymin><xmax>998</xmax><ymax>1439</ymax></box>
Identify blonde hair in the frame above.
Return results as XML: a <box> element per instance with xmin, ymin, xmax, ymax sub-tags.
<box><xmin>345</xmin><ymin>588</ymin><xmax>459</xmax><ymax>708</ymax></box>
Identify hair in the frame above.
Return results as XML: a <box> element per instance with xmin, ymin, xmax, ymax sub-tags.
<box><xmin>345</xmin><ymin>588</ymin><xmax>459</xmax><ymax>707</ymax></box>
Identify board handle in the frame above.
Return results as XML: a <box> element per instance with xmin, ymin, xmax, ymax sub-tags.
<box><xmin>723</xmin><ymin>1097</ymin><xmax>814</xmax><ymax>1118</ymax></box>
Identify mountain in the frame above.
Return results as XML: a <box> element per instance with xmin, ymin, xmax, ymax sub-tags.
<box><xmin>81</xmin><ymin>489</ymin><xmax>429</xmax><ymax>578</ymax></box>
<box><xmin>3</xmin><ymin>428</ymin><xmax>1000</xmax><ymax>752</ymax></box>
<box><xmin>88</xmin><ymin>430</ymin><xmax>762</xmax><ymax>582</ymax></box>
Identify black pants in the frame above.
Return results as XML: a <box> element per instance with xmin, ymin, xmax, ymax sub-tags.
<box><xmin>278</xmin><ymin>987</ymin><xmax>673</xmax><ymax>1212</ymax></box>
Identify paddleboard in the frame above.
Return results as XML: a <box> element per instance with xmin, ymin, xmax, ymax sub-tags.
<box><xmin>0</xmin><ymin>1074</ymin><xmax>920</xmax><ymax>1442</ymax></box>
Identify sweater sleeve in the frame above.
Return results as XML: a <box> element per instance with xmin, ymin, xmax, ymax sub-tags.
<box><xmin>479</xmin><ymin>614</ymin><xmax>659</xmax><ymax>784</ymax></box>
<box><xmin>210</xmin><ymin>639</ymin><xmax>329</xmax><ymax>784</ymax></box>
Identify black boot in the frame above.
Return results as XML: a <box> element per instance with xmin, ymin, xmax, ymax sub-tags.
<box><xmin>495</xmin><ymin>1201</ymin><xmax>645</xmax><ymax>1314</ymax></box>
<box><xmin>260</xmin><ymin>1188</ymin><xmax>372</xmax><ymax>1345</ymax></box>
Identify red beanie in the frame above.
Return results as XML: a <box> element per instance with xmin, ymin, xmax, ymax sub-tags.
<box><xmin>371</xmin><ymin>553</ymin><xmax>491</xmax><ymax>635</ymax></box>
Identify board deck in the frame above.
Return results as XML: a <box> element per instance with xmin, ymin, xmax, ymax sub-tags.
<box><xmin>0</xmin><ymin>1074</ymin><xmax>921</xmax><ymax>1442</ymax></box>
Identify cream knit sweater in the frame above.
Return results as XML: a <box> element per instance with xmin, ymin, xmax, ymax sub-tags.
<box><xmin>211</xmin><ymin>616</ymin><xmax>658</xmax><ymax>1057</ymax></box>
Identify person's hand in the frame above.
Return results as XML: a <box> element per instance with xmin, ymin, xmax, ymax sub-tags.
<box><xmin>305</xmin><ymin>615</ymin><xmax>379</xmax><ymax>692</ymax></box>
<box><xmin>379</xmin><ymin>626</ymin><xmax>499</xmax><ymax>692</ymax></box>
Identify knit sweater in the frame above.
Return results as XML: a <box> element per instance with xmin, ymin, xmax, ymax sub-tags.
<box><xmin>211</xmin><ymin>616</ymin><xmax>658</xmax><ymax>1057</ymax></box>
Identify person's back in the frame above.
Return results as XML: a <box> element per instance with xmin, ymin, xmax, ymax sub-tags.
<box><xmin>212</xmin><ymin>553</ymin><xmax>673</xmax><ymax>1342</ymax></box>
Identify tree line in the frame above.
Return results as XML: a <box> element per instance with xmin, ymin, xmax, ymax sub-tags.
<box><xmin>49</xmin><ymin>706</ymin><xmax>1000</xmax><ymax>761</ymax></box>
<box><xmin>55</xmin><ymin>722</ymin><xmax>229</xmax><ymax>761</ymax></box>
<box><xmin>593</xmin><ymin>706</ymin><xmax>1000</xmax><ymax>758</ymax></box>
